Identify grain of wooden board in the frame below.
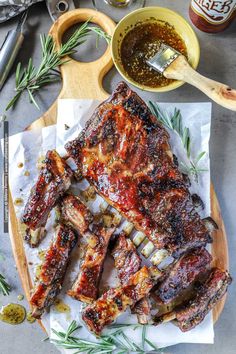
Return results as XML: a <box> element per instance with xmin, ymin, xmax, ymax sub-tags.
<box><xmin>9</xmin><ymin>9</ymin><xmax>229</xmax><ymax>333</ymax></box>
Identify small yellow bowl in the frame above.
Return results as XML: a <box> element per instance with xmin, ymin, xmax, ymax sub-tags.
<box><xmin>111</xmin><ymin>6</ymin><xmax>200</xmax><ymax>92</ymax></box>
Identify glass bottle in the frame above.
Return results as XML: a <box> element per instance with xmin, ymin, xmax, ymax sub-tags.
<box><xmin>189</xmin><ymin>0</ymin><xmax>236</xmax><ymax>33</ymax></box>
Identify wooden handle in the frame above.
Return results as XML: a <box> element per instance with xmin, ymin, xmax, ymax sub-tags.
<box><xmin>165</xmin><ymin>55</ymin><xmax>236</xmax><ymax>111</ymax></box>
<box><xmin>51</xmin><ymin>8</ymin><xmax>116</xmax><ymax>100</ymax></box>
<box><xmin>28</xmin><ymin>9</ymin><xmax>116</xmax><ymax>130</ymax></box>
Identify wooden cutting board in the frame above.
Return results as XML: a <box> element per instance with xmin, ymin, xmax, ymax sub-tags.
<box><xmin>9</xmin><ymin>8</ymin><xmax>229</xmax><ymax>331</ymax></box>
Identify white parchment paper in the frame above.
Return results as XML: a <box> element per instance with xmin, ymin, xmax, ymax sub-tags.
<box><xmin>7</xmin><ymin>99</ymin><xmax>213</xmax><ymax>352</ymax></box>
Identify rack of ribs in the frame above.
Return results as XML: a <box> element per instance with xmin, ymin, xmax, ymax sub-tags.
<box><xmin>154</xmin><ymin>268</ymin><xmax>232</xmax><ymax>332</ymax></box>
<box><xmin>153</xmin><ymin>247</ymin><xmax>212</xmax><ymax>305</ymax></box>
<box><xmin>82</xmin><ymin>266</ymin><xmax>162</xmax><ymax>336</ymax></box>
<box><xmin>22</xmin><ymin>150</ymin><xmax>73</xmax><ymax>247</ymax></box>
<box><xmin>30</xmin><ymin>223</ymin><xmax>77</xmax><ymax>318</ymax></box>
<box><xmin>111</xmin><ymin>232</ymin><xmax>150</xmax><ymax>324</ymax></box>
<box><xmin>65</xmin><ymin>82</ymin><xmax>212</xmax><ymax>256</ymax></box>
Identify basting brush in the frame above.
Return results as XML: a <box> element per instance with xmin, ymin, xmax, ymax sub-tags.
<box><xmin>147</xmin><ymin>43</ymin><xmax>236</xmax><ymax>111</ymax></box>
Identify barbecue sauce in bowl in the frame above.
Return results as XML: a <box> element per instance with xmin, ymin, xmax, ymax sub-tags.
<box><xmin>120</xmin><ymin>21</ymin><xmax>187</xmax><ymax>88</ymax></box>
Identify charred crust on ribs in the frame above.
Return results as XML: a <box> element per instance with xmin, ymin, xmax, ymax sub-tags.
<box><xmin>30</xmin><ymin>223</ymin><xmax>77</xmax><ymax>318</ymax></box>
<box><xmin>22</xmin><ymin>150</ymin><xmax>73</xmax><ymax>231</ymax></box>
<box><xmin>65</xmin><ymin>82</ymin><xmax>212</xmax><ymax>256</ymax></box>
<box><xmin>154</xmin><ymin>247</ymin><xmax>212</xmax><ymax>304</ymax></box>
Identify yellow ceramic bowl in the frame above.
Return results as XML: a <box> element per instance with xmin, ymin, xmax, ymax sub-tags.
<box><xmin>111</xmin><ymin>6</ymin><xmax>200</xmax><ymax>92</ymax></box>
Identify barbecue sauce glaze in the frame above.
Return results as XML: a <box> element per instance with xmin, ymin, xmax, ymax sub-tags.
<box><xmin>120</xmin><ymin>21</ymin><xmax>187</xmax><ymax>88</ymax></box>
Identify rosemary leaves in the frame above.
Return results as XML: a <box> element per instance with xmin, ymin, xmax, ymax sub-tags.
<box><xmin>51</xmin><ymin>320</ymin><xmax>163</xmax><ymax>354</ymax></box>
<box><xmin>149</xmin><ymin>101</ymin><xmax>207</xmax><ymax>181</ymax></box>
<box><xmin>0</xmin><ymin>273</ymin><xmax>11</xmax><ymax>296</ymax></box>
<box><xmin>6</xmin><ymin>21</ymin><xmax>111</xmax><ymax>111</ymax></box>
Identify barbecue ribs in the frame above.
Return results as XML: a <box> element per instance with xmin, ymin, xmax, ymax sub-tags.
<box><xmin>82</xmin><ymin>266</ymin><xmax>161</xmax><ymax>335</ymax></box>
<box><xmin>60</xmin><ymin>194</ymin><xmax>93</xmax><ymax>233</ymax></box>
<box><xmin>22</xmin><ymin>150</ymin><xmax>73</xmax><ymax>246</ymax></box>
<box><xmin>60</xmin><ymin>194</ymin><xmax>98</xmax><ymax>247</ymax></box>
<box><xmin>154</xmin><ymin>247</ymin><xmax>212</xmax><ymax>304</ymax></box>
<box><xmin>112</xmin><ymin>232</ymin><xmax>150</xmax><ymax>323</ymax></box>
<box><xmin>30</xmin><ymin>223</ymin><xmax>77</xmax><ymax>318</ymax></box>
<box><xmin>68</xmin><ymin>221</ymin><xmax>118</xmax><ymax>303</ymax></box>
<box><xmin>154</xmin><ymin>268</ymin><xmax>232</xmax><ymax>331</ymax></box>
<box><xmin>65</xmin><ymin>82</ymin><xmax>212</xmax><ymax>256</ymax></box>
<box><xmin>62</xmin><ymin>195</ymin><xmax>121</xmax><ymax>303</ymax></box>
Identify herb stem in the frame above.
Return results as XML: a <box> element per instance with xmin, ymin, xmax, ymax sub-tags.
<box><xmin>0</xmin><ymin>273</ymin><xmax>11</xmax><ymax>296</ymax></box>
<box><xmin>6</xmin><ymin>20</ymin><xmax>111</xmax><ymax>111</ymax></box>
<box><xmin>51</xmin><ymin>320</ymin><xmax>164</xmax><ymax>354</ymax></box>
<box><xmin>149</xmin><ymin>101</ymin><xmax>207</xmax><ymax>182</ymax></box>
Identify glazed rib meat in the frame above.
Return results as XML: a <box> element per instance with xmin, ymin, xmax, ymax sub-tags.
<box><xmin>112</xmin><ymin>232</ymin><xmax>150</xmax><ymax>323</ymax></box>
<box><xmin>176</xmin><ymin>268</ymin><xmax>232</xmax><ymax>331</ymax></box>
<box><xmin>60</xmin><ymin>194</ymin><xmax>93</xmax><ymax>233</ymax></box>
<box><xmin>154</xmin><ymin>248</ymin><xmax>212</xmax><ymax>304</ymax></box>
<box><xmin>65</xmin><ymin>82</ymin><xmax>211</xmax><ymax>256</ymax></box>
<box><xmin>154</xmin><ymin>268</ymin><xmax>232</xmax><ymax>332</ymax></box>
<box><xmin>67</xmin><ymin>212</ymin><xmax>121</xmax><ymax>303</ymax></box>
<box><xmin>112</xmin><ymin>232</ymin><xmax>141</xmax><ymax>284</ymax></box>
<box><xmin>22</xmin><ymin>150</ymin><xmax>73</xmax><ymax>236</ymax></box>
<box><xmin>60</xmin><ymin>194</ymin><xmax>97</xmax><ymax>247</ymax></box>
<box><xmin>30</xmin><ymin>223</ymin><xmax>77</xmax><ymax>318</ymax></box>
<box><xmin>82</xmin><ymin>266</ymin><xmax>161</xmax><ymax>335</ymax></box>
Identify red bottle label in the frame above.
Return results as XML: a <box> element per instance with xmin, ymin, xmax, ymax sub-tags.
<box><xmin>191</xmin><ymin>0</ymin><xmax>236</xmax><ymax>24</ymax></box>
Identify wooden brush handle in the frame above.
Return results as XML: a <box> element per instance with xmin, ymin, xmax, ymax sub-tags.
<box><xmin>165</xmin><ymin>55</ymin><xmax>236</xmax><ymax>111</ymax></box>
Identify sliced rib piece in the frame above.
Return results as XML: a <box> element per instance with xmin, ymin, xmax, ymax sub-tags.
<box><xmin>111</xmin><ymin>232</ymin><xmax>150</xmax><ymax>324</ymax></box>
<box><xmin>154</xmin><ymin>268</ymin><xmax>232</xmax><ymax>331</ymax></box>
<box><xmin>65</xmin><ymin>82</ymin><xmax>212</xmax><ymax>256</ymax></box>
<box><xmin>60</xmin><ymin>194</ymin><xmax>98</xmax><ymax>247</ymax></box>
<box><xmin>67</xmin><ymin>212</ymin><xmax>121</xmax><ymax>303</ymax></box>
<box><xmin>112</xmin><ymin>232</ymin><xmax>141</xmax><ymax>284</ymax></box>
<box><xmin>60</xmin><ymin>194</ymin><xmax>93</xmax><ymax>233</ymax></box>
<box><xmin>154</xmin><ymin>248</ymin><xmax>212</xmax><ymax>304</ymax></box>
<box><xmin>30</xmin><ymin>223</ymin><xmax>77</xmax><ymax>318</ymax></box>
<box><xmin>82</xmin><ymin>266</ymin><xmax>161</xmax><ymax>335</ymax></box>
<box><xmin>22</xmin><ymin>150</ymin><xmax>73</xmax><ymax>232</ymax></box>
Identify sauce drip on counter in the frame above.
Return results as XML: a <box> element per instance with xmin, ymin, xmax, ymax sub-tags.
<box><xmin>120</xmin><ymin>21</ymin><xmax>187</xmax><ymax>88</ymax></box>
<box><xmin>26</xmin><ymin>311</ymin><xmax>36</xmax><ymax>323</ymax></box>
<box><xmin>0</xmin><ymin>303</ymin><xmax>26</xmax><ymax>325</ymax></box>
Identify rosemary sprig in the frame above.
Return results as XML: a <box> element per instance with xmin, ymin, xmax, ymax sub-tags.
<box><xmin>51</xmin><ymin>320</ymin><xmax>164</xmax><ymax>353</ymax></box>
<box><xmin>0</xmin><ymin>273</ymin><xmax>11</xmax><ymax>296</ymax></box>
<box><xmin>181</xmin><ymin>151</ymin><xmax>208</xmax><ymax>182</ymax></box>
<box><xmin>148</xmin><ymin>101</ymin><xmax>207</xmax><ymax>181</ymax></box>
<box><xmin>6</xmin><ymin>21</ymin><xmax>111</xmax><ymax>111</ymax></box>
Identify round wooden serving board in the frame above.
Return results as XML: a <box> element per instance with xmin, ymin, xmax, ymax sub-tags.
<box><xmin>9</xmin><ymin>9</ymin><xmax>229</xmax><ymax>331</ymax></box>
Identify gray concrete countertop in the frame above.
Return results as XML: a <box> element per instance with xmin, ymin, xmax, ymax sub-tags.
<box><xmin>0</xmin><ymin>1</ymin><xmax>235</xmax><ymax>353</ymax></box>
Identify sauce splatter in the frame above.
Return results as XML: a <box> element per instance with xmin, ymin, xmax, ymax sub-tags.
<box><xmin>17</xmin><ymin>294</ymin><xmax>24</xmax><ymax>301</ymax></box>
<box><xmin>38</xmin><ymin>250</ymin><xmax>46</xmax><ymax>261</ymax></box>
<box><xmin>120</xmin><ymin>21</ymin><xmax>187</xmax><ymax>88</ymax></box>
<box><xmin>14</xmin><ymin>198</ymin><xmax>23</xmax><ymax>206</ymax></box>
<box><xmin>26</xmin><ymin>311</ymin><xmax>36</xmax><ymax>323</ymax></box>
<box><xmin>54</xmin><ymin>298</ymin><xmax>71</xmax><ymax>314</ymax></box>
<box><xmin>0</xmin><ymin>304</ymin><xmax>26</xmax><ymax>325</ymax></box>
